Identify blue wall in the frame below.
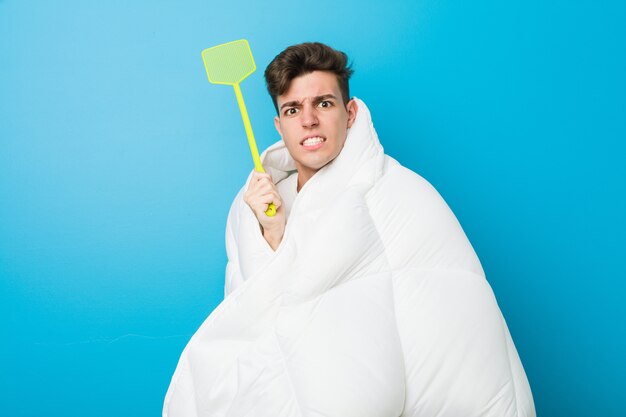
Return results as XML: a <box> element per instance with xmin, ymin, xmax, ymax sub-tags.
<box><xmin>1</xmin><ymin>1</ymin><xmax>624</xmax><ymax>415</ymax></box>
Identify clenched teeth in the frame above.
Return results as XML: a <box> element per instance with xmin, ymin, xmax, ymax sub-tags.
<box><xmin>302</xmin><ymin>137</ymin><xmax>325</xmax><ymax>146</ymax></box>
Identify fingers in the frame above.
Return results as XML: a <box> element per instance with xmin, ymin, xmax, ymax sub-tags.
<box><xmin>249</xmin><ymin>191</ymin><xmax>282</xmax><ymax>212</ymax></box>
<box><xmin>246</xmin><ymin>172</ymin><xmax>274</xmax><ymax>193</ymax></box>
<box><xmin>243</xmin><ymin>174</ymin><xmax>282</xmax><ymax>217</ymax></box>
<box><xmin>245</xmin><ymin>172</ymin><xmax>277</xmax><ymax>199</ymax></box>
<box><xmin>257</xmin><ymin>191</ymin><xmax>282</xmax><ymax>208</ymax></box>
<box><xmin>250</xmin><ymin>170</ymin><xmax>272</xmax><ymax>183</ymax></box>
<box><xmin>244</xmin><ymin>183</ymin><xmax>274</xmax><ymax>202</ymax></box>
<box><xmin>242</xmin><ymin>171</ymin><xmax>286</xmax><ymax>229</ymax></box>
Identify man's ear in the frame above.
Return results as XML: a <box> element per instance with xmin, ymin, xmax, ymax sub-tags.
<box><xmin>273</xmin><ymin>115</ymin><xmax>282</xmax><ymax>138</ymax></box>
<box><xmin>346</xmin><ymin>99</ymin><xmax>358</xmax><ymax>128</ymax></box>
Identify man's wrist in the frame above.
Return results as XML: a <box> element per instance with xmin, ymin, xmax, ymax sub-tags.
<box><xmin>262</xmin><ymin>226</ymin><xmax>284</xmax><ymax>251</ymax></box>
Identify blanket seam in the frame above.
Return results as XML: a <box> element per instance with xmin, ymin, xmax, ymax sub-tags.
<box><xmin>274</xmin><ymin>329</ymin><xmax>307</xmax><ymax>417</ymax></box>
<box><xmin>390</xmin><ymin>265</ymin><xmax>487</xmax><ymax>281</ymax></box>
<box><xmin>365</xmin><ymin>192</ymin><xmax>408</xmax><ymax>416</ymax></box>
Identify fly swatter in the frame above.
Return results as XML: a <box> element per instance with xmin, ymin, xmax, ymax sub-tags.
<box><xmin>201</xmin><ymin>39</ymin><xmax>276</xmax><ymax>217</ymax></box>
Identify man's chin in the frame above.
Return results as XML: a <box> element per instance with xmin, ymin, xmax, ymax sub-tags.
<box><xmin>295</xmin><ymin>160</ymin><xmax>328</xmax><ymax>174</ymax></box>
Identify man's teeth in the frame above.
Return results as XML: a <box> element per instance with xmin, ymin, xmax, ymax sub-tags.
<box><xmin>302</xmin><ymin>137</ymin><xmax>325</xmax><ymax>146</ymax></box>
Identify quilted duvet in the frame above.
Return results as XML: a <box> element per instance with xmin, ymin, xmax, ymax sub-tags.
<box><xmin>163</xmin><ymin>98</ymin><xmax>535</xmax><ymax>417</ymax></box>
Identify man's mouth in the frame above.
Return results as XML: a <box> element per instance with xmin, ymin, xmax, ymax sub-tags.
<box><xmin>301</xmin><ymin>135</ymin><xmax>326</xmax><ymax>149</ymax></box>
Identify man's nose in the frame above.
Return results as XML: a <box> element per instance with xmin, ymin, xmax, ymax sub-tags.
<box><xmin>300</xmin><ymin>104</ymin><xmax>319</xmax><ymax>128</ymax></box>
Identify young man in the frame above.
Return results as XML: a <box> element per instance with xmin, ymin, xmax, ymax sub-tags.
<box><xmin>243</xmin><ymin>47</ymin><xmax>358</xmax><ymax>251</ymax></box>
<box><xmin>163</xmin><ymin>43</ymin><xmax>535</xmax><ymax>417</ymax></box>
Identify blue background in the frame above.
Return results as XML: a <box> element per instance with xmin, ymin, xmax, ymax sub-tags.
<box><xmin>1</xmin><ymin>0</ymin><xmax>624</xmax><ymax>416</ymax></box>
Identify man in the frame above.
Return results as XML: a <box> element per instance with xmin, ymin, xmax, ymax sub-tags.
<box><xmin>242</xmin><ymin>44</ymin><xmax>358</xmax><ymax>252</ymax></box>
<box><xmin>164</xmin><ymin>42</ymin><xmax>535</xmax><ymax>417</ymax></box>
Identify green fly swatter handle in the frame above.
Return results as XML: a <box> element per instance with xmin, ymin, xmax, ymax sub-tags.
<box><xmin>233</xmin><ymin>83</ymin><xmax>276</xmax><ymax>217</ymax></box>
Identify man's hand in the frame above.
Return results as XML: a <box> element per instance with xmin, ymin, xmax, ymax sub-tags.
<box><xmin>243</xmin><ymin>171</ymin><xmax>286</xmax><ymax>251</ymax></box>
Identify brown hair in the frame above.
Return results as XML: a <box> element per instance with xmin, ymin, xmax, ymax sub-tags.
<box><xmin>264</xmin><ymin>42</ymin><xmax>354</xmax><ymax>114</ymax></box>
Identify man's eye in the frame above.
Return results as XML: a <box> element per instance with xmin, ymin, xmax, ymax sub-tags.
<box><xmin>284</xmin><ymin>108</ymin><xmax>298</xmax><ymax>116</ymax></box>
<box><xmin>319</xmin><ymin>100</ymin><xmax>333</xmax><ymax>108</ymax></box>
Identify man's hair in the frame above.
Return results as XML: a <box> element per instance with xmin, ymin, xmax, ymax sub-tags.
<box><xmin>264</xmin><ymin>42</ymin><xmax>354</xmax><ymax>114</ymax></box>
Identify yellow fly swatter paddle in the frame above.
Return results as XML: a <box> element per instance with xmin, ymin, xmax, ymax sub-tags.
<box><xmin>201</xmin><ymin>39</ymin><xmax>276</xmax><ymax>217</ymax></box>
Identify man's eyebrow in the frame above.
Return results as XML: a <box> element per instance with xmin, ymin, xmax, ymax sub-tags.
<box><xmin>279</xmin><ymin>100</ymin><xmax>301</xmax><ymax>111</ymax></box>
<box><xmin>312</xmin><ymin>94</ymin><xmax>338</xmax><ymax>103</ymax></box>
<box><xmin>279</xmin><ymin>94</ymin><xmax>338</xmax><ymax>111</ymax></box>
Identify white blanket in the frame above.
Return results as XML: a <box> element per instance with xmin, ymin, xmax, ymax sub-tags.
<box><xmin>163</xmin><ymin>98</ymin><xmax>535</xmax><ymax>417</ymax></box>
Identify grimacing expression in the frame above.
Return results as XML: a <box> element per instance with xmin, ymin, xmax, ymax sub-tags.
<box><xmin>273</xmin><ymin>71</ymin><xmax>358</xmax><ymax>188</ymax></box>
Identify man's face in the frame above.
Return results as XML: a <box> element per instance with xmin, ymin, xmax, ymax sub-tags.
<box><xmin>274</xmin><ymin>71</ymin><xmax>358</xmax><ymax>187</ymax></box>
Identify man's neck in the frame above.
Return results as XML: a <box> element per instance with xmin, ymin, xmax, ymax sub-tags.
<box><xmin>296</xmin><ymin>174</ymin><xmax>308</xmax><ymax>193</ymax></box>
<box><xmin>296</xmin><ymin>168</ymin><xmax>316</xmax><ymax>192</ymax></box>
